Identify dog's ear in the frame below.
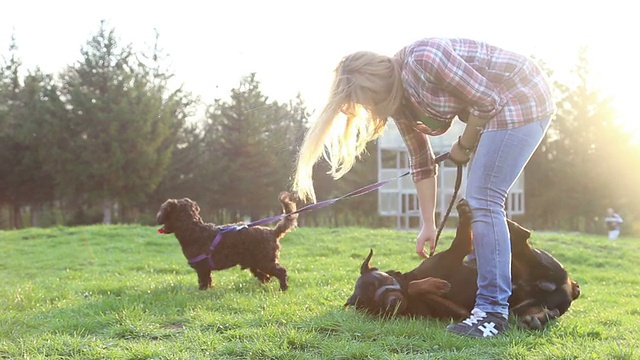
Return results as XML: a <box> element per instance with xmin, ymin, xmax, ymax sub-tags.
<box><xmin>571</xmin><ymin>280</ymin><xmax>581</xmax><ymax>300</ymax></box>
<box><xmin>157</xmin><ymin>199</ymin><xmax>178</xmax><ymax>224</ymax></box>
<box><xmin>535</xmin><ymin>249</ymin><xmax>565</xmax><ymax>271</ymax></box>
<box><xmin>360</xmin><ymin>249</ymin><xmax>375</xmax><ymax>274</ymax></box>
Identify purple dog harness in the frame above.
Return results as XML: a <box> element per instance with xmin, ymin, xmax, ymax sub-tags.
<box><xmin>187</xmin><ymin>224</ymin><xmax>247</xmax><ymax>269</ymax></box>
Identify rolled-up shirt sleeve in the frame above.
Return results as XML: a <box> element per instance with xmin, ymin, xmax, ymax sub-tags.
<box><xmin>393</xmin><ymin>118</ymin><xmax>437</xmax><ymax>181</ymax></box>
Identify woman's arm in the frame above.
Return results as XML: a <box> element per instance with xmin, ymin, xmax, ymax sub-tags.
<box><xmin>414</xmin><ymin>176</ymin><xmax>437</xmax><ymax>258</ymax></box>
<box><xmin>393</xmin><ymin>115</ymin><xmax>438</xmax><ymax>258</ymax></box>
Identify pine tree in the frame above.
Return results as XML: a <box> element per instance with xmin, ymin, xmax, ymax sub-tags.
<box><xmin>53</xmin><ymin>22</ymin><xmax>191</xmax><ymax>224</ymax></box>
<box><xmin>202</xmin><ymin>74</ymin><xmax>308</xmax><ymax>222</ymax></box>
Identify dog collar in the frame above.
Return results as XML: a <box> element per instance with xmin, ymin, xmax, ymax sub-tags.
<box><xmin>373</xmin><ymin>278</ymin><xmax>403</xmax><ymax>303</ymax></box>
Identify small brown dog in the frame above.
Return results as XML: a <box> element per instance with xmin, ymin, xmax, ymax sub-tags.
<box><xmin>156</xmin><ymin>192</ymin><xmax>298</xmax><ymax>290</ymax></box>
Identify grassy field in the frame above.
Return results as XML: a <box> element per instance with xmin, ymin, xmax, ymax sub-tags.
<box><xmin>1</xmin><ymin>223</ymin><xmax>639</xmax><ymax>359</ymax></box>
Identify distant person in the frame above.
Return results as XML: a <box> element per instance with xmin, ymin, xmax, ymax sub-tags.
<box><xmin>604</xmin><ymin>208</ymin><xmax>623</xmax><ymax>240</ymax></box>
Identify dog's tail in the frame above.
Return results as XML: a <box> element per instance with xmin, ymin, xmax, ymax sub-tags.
<box><xmin>273</xmin><ymin>191</ymin><xmax>298</xmax><ymax>237</ymax></box>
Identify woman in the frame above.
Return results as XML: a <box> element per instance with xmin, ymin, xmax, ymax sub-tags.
<box><xmin>293</xmin><ymin>38</ymin><xmax>555</xmax><ymax>338</ymax></box>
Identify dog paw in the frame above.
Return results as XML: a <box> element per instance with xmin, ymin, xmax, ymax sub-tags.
<box><xmin>546</xmin><ymin>308</ymin><xmax>560</xmax><ymax>321</ymax></box>
<box><xmin>408</xmin><ymin>277</ymin><xmax>451</xmax><ymax>296</ymax></box>
<box><xmin>519</xmin><ymin>315</ymin><xmax>543</xmax><ymax>330</ymax></box>
<box><xmin>431</xmin><ymin>278</ymin><xmax>452</xmax><ymax>294</ymax></box>
<box><xmin>456</xmin><ymin>199</ymin><xmax>471</xmax><ymax>222</ymax></box>
<box><xmin>198</xmin><ymin>278</ymin><xmax>212</xmax><ymax>290</ymax></box>
<box><xmin>517</xmin><ymin>308</ymin><xmax>560</xmax><ymax>330</ymax></box>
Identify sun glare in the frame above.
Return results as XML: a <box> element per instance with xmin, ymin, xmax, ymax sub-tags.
<box><xmin>607</xmin><ymin>85</ymin><xmax>640</xmax><ymax>144</ymax></box>
<box><xmin>610</xmin><ymin>95</ymin><xmax>638</xmax><ymax>142</ymax></box>
<box><xmin>588</xmin><ymin>47</ymin><xmax>639</xmax><ymax>143</ymax></box>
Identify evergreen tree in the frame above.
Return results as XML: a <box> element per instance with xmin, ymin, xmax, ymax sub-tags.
<box><xmin>53</xmin><ymin>22</ymin><xmax>191</xmax><ymax>224</ymax></box>
<box><xmin>146</xmin><ymin>120</ymin><xmax>210</xmax><ymax>218</ymax></box>
<box><xmin>202</xmin><ymin>74</ymin><xmax>308</xmax><ymax>222</ymax></box>
<box><xmin>526</xmin><ymin>47</ymin><xmax>639</xmax><ymax>232</ymax></box>
<box><xmin>0</xmin><ymin>36</ymin><xmax>22</xmax><ymax>227</ymax></box>
<box><xmin>0</xmin><ymin>37</ymin><xmax>60</xmax><ymax>228</ymax></box>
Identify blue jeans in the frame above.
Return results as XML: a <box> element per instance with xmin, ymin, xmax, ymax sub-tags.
<box><xmin>466</xmin><ymin>117</ymin><xmax>551</xmax><ymax>316</ymax></box>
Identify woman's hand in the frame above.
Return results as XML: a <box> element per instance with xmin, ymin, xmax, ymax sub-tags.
<box><xmin>416</xmin><ymin>223</ymin><xmax>438</xmax><ymax>258</ymax></box>
<box><xmin>449</xmin><ymin>140</ymin><xmax>472</xmax><ymax>165</ymax></box>
<box><xmin>450</xmin><ymin>113</ymin><xmax>486</xmax><ymax>165</ymax></box>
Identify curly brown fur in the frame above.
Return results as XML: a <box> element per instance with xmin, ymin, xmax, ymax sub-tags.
<box><xmin>156</xmin><ymin>192</ymin><xmax>298</xmax><ymax>290</ymax></box>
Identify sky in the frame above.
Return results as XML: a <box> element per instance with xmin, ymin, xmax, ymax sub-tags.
<box><xmin>1</xmin><ymin>0</ymin><xmax>637</xmax><ymax>134</ymax></box>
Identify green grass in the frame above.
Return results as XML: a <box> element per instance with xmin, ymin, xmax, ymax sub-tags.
<box><xmin>0</xmin><ymin>225</ymin><xmax>639</xmax><ymax>359</ymax></box>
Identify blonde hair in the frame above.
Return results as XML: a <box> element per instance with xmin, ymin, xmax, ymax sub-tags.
<box><xmin>293</xmin><ymin>51</ymin><xmax>405</xmax><ymax>203</ymax></box>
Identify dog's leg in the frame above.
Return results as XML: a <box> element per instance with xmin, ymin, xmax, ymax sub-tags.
<box><xmin>250</xmin><ymin>267</ymin><xmax>272</xmax><ymax>283</ymax></box>
<box><xmin>264</xmin><ymin>263</ymin><xmax>288</xmax><ymax>291</ymax></box>
<box><xmin>407</xmin><ymin>279</ymin><xmax>469</xmax><ymax>319</ymax></box>
<box><xmin>190</xmin><ymin>262</ymin><xmax>212</xmax><ymax>290</ymax></box>
<box><xmin>408</xmin><ymin>277</ymin><xmax>451</xmax><ymax>296</ymax></box>
<box><xmin>197</xmin><ymin>270</ymin><xmax>212</xmax><ymax>290</ymax></box>
<box><xmin>449</xmin><ymin>199</ymin><xmax>474</xmax><ymax>258</ymax></box>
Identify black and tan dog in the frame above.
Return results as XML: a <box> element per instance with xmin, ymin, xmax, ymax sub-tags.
<box><xmin>345</xmin><ymin>199</ymin><xmax>580</xmax><ymax>330</ymax></box>
<box><xmin>157</xmin><ymin>192</ymin><xmax>297</xmax><ymax>291</ymax></box>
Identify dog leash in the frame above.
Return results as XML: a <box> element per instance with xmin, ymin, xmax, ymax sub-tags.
<box><xmin>189</xmin><ymin>152</ymin><xmax>460</xmax><ymax>267</ymax></box>
<box><xmin>256</xmin><ymin>152</ymin><xmax>453</xmax><ymax>225</ymax></box>
<box><xmin>432</xmin><ymin>162</ymin><xmax>463</xmax><ymax>256</ymax></box>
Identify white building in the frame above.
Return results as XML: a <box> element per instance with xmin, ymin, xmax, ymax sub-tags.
<box><xmin>377</xmin><ymin>119</ymin><xmax>524</xmax><ymax>229</ymax></box>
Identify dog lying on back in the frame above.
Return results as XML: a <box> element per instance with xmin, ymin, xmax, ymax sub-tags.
<box><xmin>345</xmin><ymin>199</ymin><xmax>580</xmax><ymax>330</ymax></box>
<box><xmin>156</xmin><ymin>192</ymin><xmax>297</xmax><ymax>290</ymax></box>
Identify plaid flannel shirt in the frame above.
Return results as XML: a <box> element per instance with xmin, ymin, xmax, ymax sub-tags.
<box><xmin>392</xmin><ymin>38</ymin><xmax>556</xmax><ymax>182</ymax></box>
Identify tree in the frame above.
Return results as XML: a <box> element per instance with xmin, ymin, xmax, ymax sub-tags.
<box><xmin>51</xmin><ymin>22</ymin><xmax>191</xmax><ymax>224</ymax></box>
<box><xmin>525</xmin><ymin>47</ymin><xmax>639</xmax><ymax>233</ymax></box>
<box><xmin>201</xmin><ymin>74</ymin><xmax>308</xmax><ymax>222</ymax></box>
<box><xmin>0</xmin><ymin>35</ymin><xmax>22</xmax><ymax>227</ymax></box>
<box><xmin>0</xmin><ymin>36</ymin><xmax>60</xmax><ymax>228</ymax></box>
